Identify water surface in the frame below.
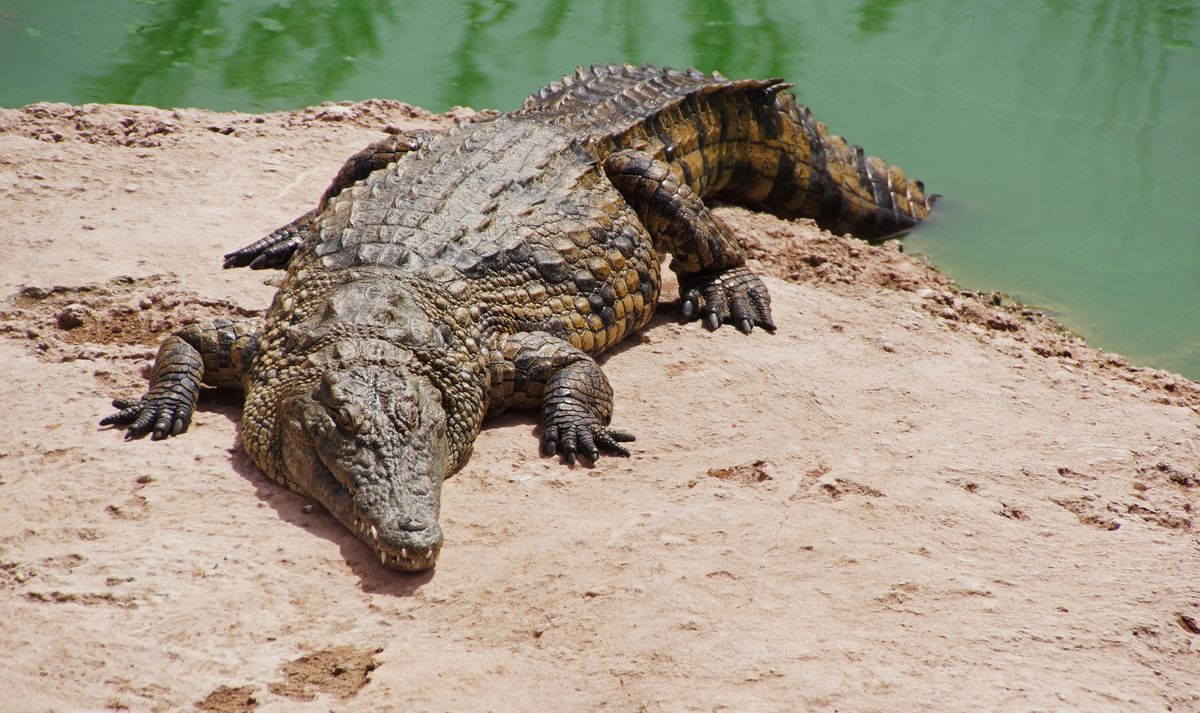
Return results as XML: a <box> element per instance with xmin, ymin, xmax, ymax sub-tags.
<box><xmin>2</xmin><ymin>0</ymin><xmax>1197</xmax><ymax>377</ymax></box>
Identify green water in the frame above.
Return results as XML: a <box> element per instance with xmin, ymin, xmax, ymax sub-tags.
<box><xmin>3</xmin><ymin>0</ymin><xmax>1198</xmax><ymax>378</ymax></box>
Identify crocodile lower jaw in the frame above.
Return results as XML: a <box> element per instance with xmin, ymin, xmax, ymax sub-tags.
<box><xmin>378</xmin><ymin>546</ymin><xmax>439</xmax><ymax>571</ymax></box>
<box><xmin>354</xmin><ymin>517</ymin><xmax>442</xmax><ymax>571</ymax></box>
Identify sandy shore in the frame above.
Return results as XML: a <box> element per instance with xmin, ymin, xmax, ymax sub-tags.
<box><xmin>1</xmin><ymin>101</ymin><xmax>1198</xmax><ymax>712</ymax></box>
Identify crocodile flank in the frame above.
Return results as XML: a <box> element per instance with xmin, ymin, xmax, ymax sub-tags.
<box><xmin>104</xmin><ymin>63</ymin><xmax>934</xmax><ymax>571</ymax></box>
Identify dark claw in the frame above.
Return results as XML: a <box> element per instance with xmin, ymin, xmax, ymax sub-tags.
<box><xmin>681</xmin><ymin>294</ymin><xmax>697</xmax><ymax>320</ymax></box>
<box><xmin>223</xmin><ymin>213</ymin><xmax>311</xmax><ymax>270</ymax></box>
<box><xmin>561</xmin><ymin>429</ymin><xmax>578</xmax><ymax>465</ymax></box>
<box><xmin>545</xmin><ymin>421</ymin><xmax>635</xmax><ymax>463</ymax></box>
<box><xmin>578</xmin><ymin>430</ymin><xmax>599</xmax><ymax>462</ymax></box>
<box><xmin>595</xmin><ymin>429</ymin><xmax>635</xmax><ymax>457</ymax></box>
<box><xmin>681</xmin><ymin>266</ymin><xmax>774</xmax><ymax>334</ymax></box>
<box><xmin>99</xmin><ymin>404</ymin><xmax>139</xmax><ymax>427</ymax></box>
<box><xmin>103</xmin><ymin>394</ymin><xmax>195</xmax><ymax>441</ymax></box>
<box><xmin>604</xmin><ymin>444</ymin><xmax>631</xmax><ymax>457</ymax></box>
<box><xmin>153</xmin><ymin>412</ymin><xmax>173</xmax><ymax>438</ymax></box>
<box><xmin>221</xmin><ymin>252</ymin><xmax>248</xmax><ymax>269</ymax></box>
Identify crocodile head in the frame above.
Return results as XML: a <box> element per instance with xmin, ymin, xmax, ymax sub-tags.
<box><xmin>280</xmin><ymin>360</ymin><xmax>450</xmax><ymax>571</ymax></box>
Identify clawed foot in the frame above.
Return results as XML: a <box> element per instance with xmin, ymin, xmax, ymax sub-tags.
<box><xmin>222</xmin><ymin>209</ymin><xmax>315</xmax><ymax>270</ymax></box>
<box><xmin>542</xmin><ymin>401</ymin><xmax>635</xmax><ymax>465</ymax></box>
<box><xmin>681</xmin><ymin>265</ymin><xmax>776</xmax><ymax>333</ymax></box>
<box><xmin>100</xmin><ymin>396</ymin><xmax>194</xmax><ymax>440</ymax></box>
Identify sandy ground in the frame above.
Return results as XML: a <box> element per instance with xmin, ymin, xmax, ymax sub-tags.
<box><xmin>1</xmin><ymin>100</ymin><xmax>1198</xmax><ymax>713</ymax></box>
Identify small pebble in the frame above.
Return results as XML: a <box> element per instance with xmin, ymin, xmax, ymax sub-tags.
<box><xmin>56</xmin><ymin>303</ymin><xmax>89</xmax><ymax>330</ymax></box>
<box><xmin>316</xmin><ymin>105</ymin><xmax>353</xmax><ymax>121</ymax></box>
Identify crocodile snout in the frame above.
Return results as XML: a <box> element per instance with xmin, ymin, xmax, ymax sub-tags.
<box><xmin>359</xmin><ymin>516</ymin><xmax>443</xmax><ymax>570</ymax></box>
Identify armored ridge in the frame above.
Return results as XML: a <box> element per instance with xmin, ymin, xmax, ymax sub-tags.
<box><xmin>103</xmin><ymin>63</ymin><xmax>934</xmax><ymax>571</ymax></box>
<box><xmin>518</xmin><ymin>64</ymin><xmax>934</xmax><ymax>239</ymax></box>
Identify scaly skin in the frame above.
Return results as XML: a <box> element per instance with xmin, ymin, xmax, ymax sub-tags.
<box><xmin>103</xmin><ymin>64</ymin><xmax>934</xmax><ymax>571</ymax></box>
<box><xmin>221</xmin><ymin>132</ymin><xmax>436</xmax><ymax>270</ymax></box>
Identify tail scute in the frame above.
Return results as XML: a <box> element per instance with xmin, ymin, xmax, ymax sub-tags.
<box><xmin>768</xmin><ymin>92</ymin><xmax>933</xmax><ymax>239</ymax></box>
<box><xmin>520</xmin><ymin>64</ymin><xmax>934</xmax><ymax>241</ymax></box>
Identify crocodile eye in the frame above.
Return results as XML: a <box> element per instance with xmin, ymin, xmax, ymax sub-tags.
<box><xmin>314</xmin><ymin>371</ymin><xmax>369</xmax><ymax>434</ymax></box>
<box><xmin>331</xmin><ymin>403</ymin><xmax>364</xmax><ymax>434</ymax></box>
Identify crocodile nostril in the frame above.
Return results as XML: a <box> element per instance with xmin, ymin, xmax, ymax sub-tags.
<box><xmin>397</xmin><ymin>516</ymin><xmax>430</xmax><ymax>532</ymax></box>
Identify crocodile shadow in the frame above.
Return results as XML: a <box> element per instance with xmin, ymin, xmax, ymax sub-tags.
<box><xmin>213</xmin><ymin>391</ymin><xmax>433</xmax><ymax>595</ymax></box>
<box><xmin>211</xmin><ymin>307</ymin><xmax>685</xmax><ymax>593</ymax></box>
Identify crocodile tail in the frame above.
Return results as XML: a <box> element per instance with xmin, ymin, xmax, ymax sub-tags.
<box><xmin>729</xmin><ymin>91</ymin><xmax>935</xmax><ymax>240</ymax></box>
<box><xmin>523</xmin><ymin>63</ymin><xmax>933</xmax><ymax>240</ymax></box>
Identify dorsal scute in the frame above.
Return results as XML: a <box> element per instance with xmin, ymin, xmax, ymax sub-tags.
<box><xmin>521</xmin><ymin>64</ymin><xmax>694</xmax><ymax>113</ymax></box>
<box><xmin>519</xmin><ymin>63</ymin><xmax>792</xmax><ymax>130</ymax></box>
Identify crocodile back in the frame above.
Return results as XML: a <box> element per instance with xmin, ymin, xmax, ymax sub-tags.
<box><xmin>282</xmin><ymin>116</ymin><xmax>662</xmax><ymax>356</ymax></box>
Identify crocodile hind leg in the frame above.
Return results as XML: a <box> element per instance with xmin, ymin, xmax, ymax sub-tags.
<box><xmin>221</xmin><ymin>209</ymin><xmax>316</xmax><ymax>270</ymax></box>
<box><xmin>222</xmin><ymin>131</ymin><xmax>434</xmax><ymax>270</ymax></box>
<box><xmin>101</xmin><ymin>317</ymin><xmax>260</xmax><ymax>439</ymax></box>
<box><xmin>487</xmin><ymin>331</ymin><xmax>635</xmax><ymax>464</ymax></box>
<box><xmin>603</xmin><ymin>149</ymin><xmax>775</xmax><ymax>334</ymax></box>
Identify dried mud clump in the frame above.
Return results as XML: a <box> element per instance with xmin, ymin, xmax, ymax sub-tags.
<box><xmin>283</xmin><ymin>98</ymin><xmax>441</xmax><ymax>130</ymax></box>
<box><xmin>195</xmin><ymin>685</ymin><xmax>259</xmax><ymax>713</ymax></box>
<box><xmin>706</xmin><ymin>459</ymin><xmax>773</xmax><ymax>485</ymax></box>
<box><xmin>3</xmin><ymin>103</ymin><xmax>184</xmax><ymax>147</ymax></box>
<box><xmin>0</xmin><ymin>276</ymin><xmax>260</xmax><ymax>369</ymax></box>
<box><xmin>268</xmin><ymin>645</ymin><xmax>381</xmax><ymax>701</ymax></box>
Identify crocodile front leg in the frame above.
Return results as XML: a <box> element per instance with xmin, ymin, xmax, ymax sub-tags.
<box><xmin>487</xmin><ymin>331</ymin><xmax>634</xmax><ymax>465</ymax></box>
<box><xmin>603</xmin><ymin>149</ymin><xmax>775</xmax><ymax>334</ymax></box>
<box><xmin>101</xmin><ymin>317</ymin><xmax>260</xmax><ymax>439</ymax></box>
<box><xmin>222</xmin><ymin>131</ymin><xmax>434</xmax><ymax>270</ymax></box>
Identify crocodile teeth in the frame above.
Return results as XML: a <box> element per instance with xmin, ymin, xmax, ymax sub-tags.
<box><xmin>369</xmin><ymin>525</ymin><xmax>378</xmax><ymax>541</ymax></box>
<box><xmin>379</xmin><ymin>550</ymin><xmax>386</xmax><ymax>565</ymax></box>
<box><xmin>401</xmin><ymin>547</ymin><xmax>409</xmax><ymax>560</ymax></box>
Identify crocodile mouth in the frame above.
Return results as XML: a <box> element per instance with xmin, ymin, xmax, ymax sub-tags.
<box><xmin>284</xmin><ymin>427</ymin><xmax>444</xmax><ymax>572</ymax></box>
<box><xmin>316</xmin><ymin>454</ymin><xmax>444</xmax><ymax>571</ymax></box>
<box><xmin>352</xmin><ymin>515</ymin><xmax>443</xmax><ymax>571</ymax></box>
<box><xmin>314</xmin><ymin>444</ymin><xmax>444</xmax><ymax>572</ymax></box>
<box><xmin>307</xmin><ymin>459</ymin><xmax>444</xmax><ymax>571</ymax></box>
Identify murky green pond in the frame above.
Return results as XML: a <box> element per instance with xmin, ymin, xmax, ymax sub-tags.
<box><xmin>3</xmin><ymin>0</ymin><xmax>1198</xmax><ymax>378</ymax></box>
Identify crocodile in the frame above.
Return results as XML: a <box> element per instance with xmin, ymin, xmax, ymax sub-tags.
<box><xmin>102</xmin><ymin>64</ymin><xmax>933</xmax><ymax>571</ymax></box>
